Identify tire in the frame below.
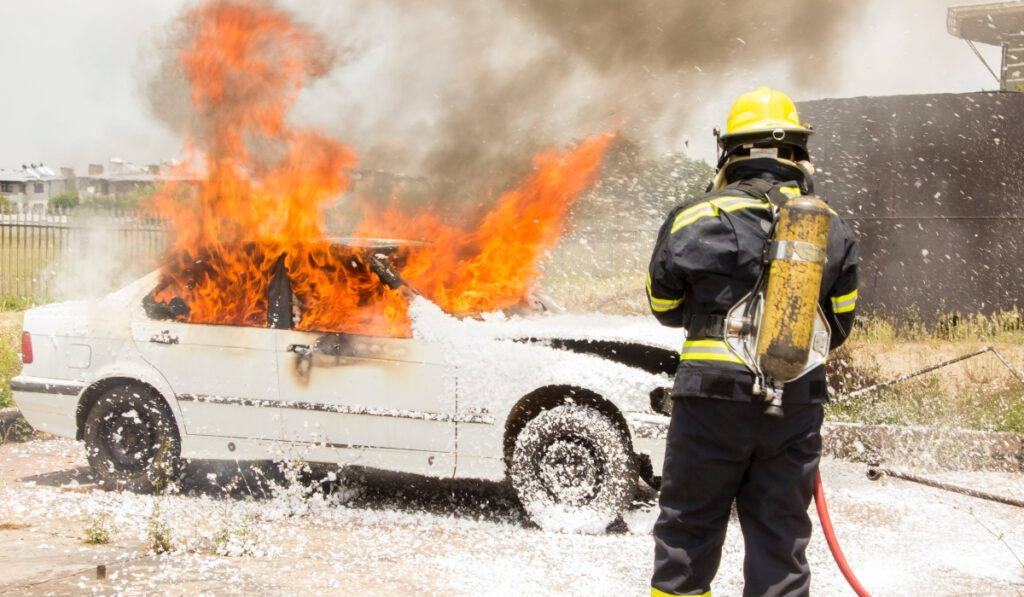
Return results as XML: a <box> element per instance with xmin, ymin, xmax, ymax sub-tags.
<box><xmin>510</xmin><ymin>404</ymin><xmax>637</xmax><ymax>533</ymax></box>
<box><xmin>83</xmin><ymin>385</ymin><xmax>181</xmax><ymax>493</ymax></box>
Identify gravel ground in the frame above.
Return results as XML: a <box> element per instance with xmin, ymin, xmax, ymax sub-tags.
<box><xmin>0</xmin><ymin>436</ymin><xmax>1022</xmax><ymax>596</ymax></box>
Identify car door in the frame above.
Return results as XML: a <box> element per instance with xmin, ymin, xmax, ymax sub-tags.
<box><xmin>131</xmin><ymin>318</ymin><xmax>284</xmax><ymax>441</ymax></box>
<box><xmin>275</xmin><ymin>328</ymin><xmax>456</xmax><ymax>475</ymax></box>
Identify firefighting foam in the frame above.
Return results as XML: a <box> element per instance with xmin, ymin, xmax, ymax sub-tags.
<box><xmin>148</xmin><ymin>0</ymin><xmax>612</xmax><ymax>336</ymax></box>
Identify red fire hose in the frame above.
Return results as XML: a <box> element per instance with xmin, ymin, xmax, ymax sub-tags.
<box><xmin>813</xmin><ymin>470</ymin><xmax>871</xmax><ymax>596</ymax></box>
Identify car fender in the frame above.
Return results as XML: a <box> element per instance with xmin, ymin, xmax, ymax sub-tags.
<box><xmin>453</xmin><ymin>340</ymin><xmax>670</xmax><ymax>471</ymax></box>
<box><xmin>468</xmin><ymin>340</ymin><xmax>668</xmax><ymax>414</ymax></box>
<box><xmin>73</xmin><ymin>355</ymin><xmax>186</xmax><ymax>445</ymax></box>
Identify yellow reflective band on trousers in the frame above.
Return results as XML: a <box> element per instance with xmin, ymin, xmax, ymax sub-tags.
<box><xmin>647</xmin><ymin>273</ymin><xmax>684</xmax><ymax>313</ymax></box>
<box><xmin>652</xmin><ymin>588</ymin><xmax>711</xmax><ymax>597</ymax></box>
<box><xmin>671</xmin><ymin>195</ymin><xmax>770</xmax><ymax>233</ymax></box>
<box><xmin>680</xmin><ymin>339</ymin><xmax>745</xmax><ymax>365</ymax></box>
<box><xmin>831</xmin><ymin>288</ymin><xmax>858</xmax><ymax>314</ymax></box>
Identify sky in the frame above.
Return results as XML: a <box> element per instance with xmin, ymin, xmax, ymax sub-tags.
<box><xmin>0</xmin><ymin>0</ymin><xmax>1008</xmax><ymax>175</ymax></box>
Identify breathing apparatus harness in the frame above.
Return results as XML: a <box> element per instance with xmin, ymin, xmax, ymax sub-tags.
<box><xmin>708</xmin><ymin>131</ymin><xmax>833</xmax><ymax>417</ymax></box>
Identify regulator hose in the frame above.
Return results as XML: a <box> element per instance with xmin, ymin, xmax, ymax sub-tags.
<box><xmin>813</xmin><ymin>470</ymin><xmax>871</xmax><ymax>596</ymax></box>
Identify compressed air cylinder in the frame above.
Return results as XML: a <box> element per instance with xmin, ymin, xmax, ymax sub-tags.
<box><xmin>756</xmin><ymin>195</ymin><xmax>832</xmax><ymax>382</ymax></box>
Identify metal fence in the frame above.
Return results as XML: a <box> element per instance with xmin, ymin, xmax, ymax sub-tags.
<box><xmin>0</xmin><ymin>207</ymin><xmax>167</xmax><ymax>301</ymax></box>
<box><xmin>0</xmin><ymin>202</ymin><xmax>660</xmax><ymax>308</ymax></box>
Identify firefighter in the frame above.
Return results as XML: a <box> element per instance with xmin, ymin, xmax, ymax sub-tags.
<box><xmin>647</xmin><ymin>86</ymin><xmax>859</xmax><ymax>596</ymax></box>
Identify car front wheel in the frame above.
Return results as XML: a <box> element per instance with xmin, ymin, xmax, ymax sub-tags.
<box><xmin>83</xmin><ymin>385</ymin><xmax>181</xmax><ymax>492</ymax></box>
<box><xmin>510</xmin><ymin>404</ymin><xmax>637</xmax><ymax>533</ymax></box>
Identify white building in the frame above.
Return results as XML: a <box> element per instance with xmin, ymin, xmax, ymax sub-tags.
<box><xmin>0</xmin><ymin>164</ymin><xmax>67</xmax><ymax>213</ymax></box>
<box><xmin>76</xmin><ymin>158</ymin><xmax>162</xmax><ymax>199</ymax></box>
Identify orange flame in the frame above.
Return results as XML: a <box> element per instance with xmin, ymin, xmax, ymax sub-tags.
<box><xmin>150</xmin><ymin>0</ymin><xmax>610</xmax><ymax>337</ymax></box>
<box><xmin>355</xmin><ymin>133</ymin><xmax>613</xmax><ymax>315</ymax></box>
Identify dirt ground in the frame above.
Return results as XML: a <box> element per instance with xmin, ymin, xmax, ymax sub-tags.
<box><xmin>0</xmin><ymin>436</ymin><xmax>1022</xmax><ymax>596</ymax></box>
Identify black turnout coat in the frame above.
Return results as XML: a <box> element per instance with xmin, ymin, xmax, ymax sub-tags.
<box><xmin>646</xmin><ymin>169</ymin><xmax>859</xmax><ymax>404</ymax></box>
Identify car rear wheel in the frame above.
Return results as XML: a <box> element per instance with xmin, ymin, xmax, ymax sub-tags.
<box><xmin>510</xmin><ymin>404</ymin><xmax>637</xmax><ymax>533</ymax></box>
<box><xmin>83</xmin><ymin>385</ymin><xmax>181</xmax><ymax>493</ymax></box>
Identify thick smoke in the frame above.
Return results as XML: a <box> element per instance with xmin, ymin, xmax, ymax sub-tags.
<box><xmin>146</xmin><ymin>0</ymin><xmax>864</xmax><ymax>198</ymax></box>
<box><xmin>512</xmin><ymin>0</ymin><xmax>858</xmax><ymax>81</ymax></box>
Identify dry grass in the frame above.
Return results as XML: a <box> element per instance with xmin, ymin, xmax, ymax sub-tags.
<box><xmin>843</xmin><ymin>339</ymin><xmax>1024</xmax><ymax>390</ymax></box>
<box><xmin>829</xmin><ymin>332</ymin><xmax>1024</xmax><ymax>434</ymax></box>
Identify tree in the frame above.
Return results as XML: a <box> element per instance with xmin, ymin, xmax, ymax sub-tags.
<box><xmin>90</xmin><ymin>183</ymin><xmax>160</xmax><ymax>209</ymax></box>
<box><xmin>48</xmin><ymin>191</ymin><xmax>80</xmax><ymax>210</ymax></box>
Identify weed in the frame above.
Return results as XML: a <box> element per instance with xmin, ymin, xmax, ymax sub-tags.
<box><xmin>2</xmin><ymin>417</ymin><xmax>34</xmax><ymax>443</ymax></box>
<box><xmin>0</xmin><ymin>318</ymin><xmax>21</xmax><ymax>409</ymax></box>
<box><xmin>213</xmin><ymin>514</ymin><xmax>262</xmax><ymax>557</ymax></box>
<box><xmin>0</xmin><ymin>297</ymin><xmax>33</xmax><ymax>311</ymax></box>
<box><xmin>148</xmin><ymin>452</ymin><xmax>181</xmax><ymax>496</ymax></box>
<box><xmin>961</xmin><ymin>383</ymin><xmax>1024</xmax><ymax>434</ymax></box>
<box><xmin>266</xmin><ymin>459</ymin><xmax>322</xmax><ymax>518</ymax></box>
<box><xmin>83</xmin><ymin>514</ymin><xmax>116</xmax><ymax>545</ymax></box>
<box><xmin>146</xmin><ymin>501</ymin><xmax>174</xmax><ymax>553</ymax></box>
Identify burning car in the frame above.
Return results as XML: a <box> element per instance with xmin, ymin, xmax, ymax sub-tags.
<box><xmin>12</xmin><ymin>240</ymin><xmax>678</xmax><ymax>531</ymax></box>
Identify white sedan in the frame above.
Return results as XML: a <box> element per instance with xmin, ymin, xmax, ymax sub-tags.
<box><xmin>11</xmin><ymin>241</ymin><xmax>677</xmax><ymax>531</ymax></box>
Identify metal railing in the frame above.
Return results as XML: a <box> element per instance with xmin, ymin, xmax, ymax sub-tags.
<box><xmin>0</xmin><ymin>207</ymin><xmax>168</xmax><ymax>301</ymax></box>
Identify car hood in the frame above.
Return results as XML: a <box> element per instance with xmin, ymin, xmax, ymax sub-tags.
<box><xmin>409</xmin><ymin>296</ymin><xmax>682</xmax><ymax>350</ymax></box>
<box><xmin>478</xmin><ymin>311</ymin><xmax>682</xmax><ymax>351</ymax></box>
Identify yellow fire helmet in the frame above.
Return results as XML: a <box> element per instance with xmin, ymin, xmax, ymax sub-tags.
<box><xmin>723</xmin><ymin>87</ymin><xmax>810</xmax><ymax>137</ymax></box>
<box><xmin>712</xmin><ymin>86</ymin><xmax>816</xmax><ymax>189</ymax></box>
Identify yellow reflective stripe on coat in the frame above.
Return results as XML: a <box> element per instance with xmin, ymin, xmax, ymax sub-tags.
<box><xmin>671</xmin><ymin>202</ymin><xmax>716</xmax><ymax>233</ymax></box>
<box><xmin>831</xmin><ymin>288</ymin><xmax>858</xmax><ymax>314</ymax></box>
<box><xmin>680</xmin><ymin>339</ymin><xmax>744</xmax><ymax>364</ymax></box>
<box><xmin>779</xmin><ymin>185</ymin><xmax>801</xmax><ymax>198</ymax></box>
<box><xmin>670</xmin><ymin>195</ymin><xmax>770</xmax><ymax>233</ymax></box>
<box><xmin>647</xmin><ymin>273</ymin><xmax>684</xmax><ymax>313</ymax></box>
<box><xmin>652</xmin><ymin>588</ymin><xmax>710</xmax><ymax>597</ymax></box>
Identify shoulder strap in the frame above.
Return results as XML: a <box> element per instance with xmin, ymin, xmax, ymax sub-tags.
<box><xmin>730</xmin><ymin>178</ymin><xmax>806</xmax><ymax>209</ymax></box>
<box><xmin>729</xmin><ymin>178</ymin><xmax>776</xmax><ymax>201</ymax></box>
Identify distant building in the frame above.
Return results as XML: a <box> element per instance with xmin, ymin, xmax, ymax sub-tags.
<box><xmin>0</xmin><ymin>164</ymin><xmax>67</xmax><ymax>213</ymax></box>
<box><xmin>76</xmin><ymin>158</ymin><xmax>163</xmax><ymax>199</ymax></box>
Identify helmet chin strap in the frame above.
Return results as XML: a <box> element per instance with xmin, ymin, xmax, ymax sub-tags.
<box><xmin>711</xmin><ymin>155</ymin><xmax>815</xmax><ymax>192</ymax></box>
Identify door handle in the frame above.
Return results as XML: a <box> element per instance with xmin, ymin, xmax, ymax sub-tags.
<box><xmin>287</xmin><ymin>344</ymin><xmax>312</xmax><ymax>355</ymax></box>
<box><xmin>150</xmin><ymin>330</ymin><xmax>179</xmax><ymax>344</ymax></box>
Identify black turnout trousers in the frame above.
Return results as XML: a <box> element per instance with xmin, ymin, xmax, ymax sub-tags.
<box><xmin>652</xmin><ymin>396</ymin><xmax>824</xmax><ymax>597</ymax></box>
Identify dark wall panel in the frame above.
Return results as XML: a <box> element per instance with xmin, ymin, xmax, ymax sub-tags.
<box><xmin>800</xmin><ymin>92</ymin><xmax>1024</xmax><ymax>318</ymax></box>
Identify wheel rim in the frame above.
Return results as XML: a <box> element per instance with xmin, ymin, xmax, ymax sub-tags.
<box><xmin>535</xmin><ymin>435</ymin><xmax>605</xmax><ymax>506</ymax></box>
<box><xmin>99</xmin><ymin>408</ymin><xmax>156</xmax><ymax>473</ymax></box>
